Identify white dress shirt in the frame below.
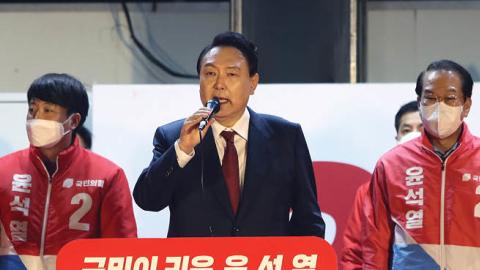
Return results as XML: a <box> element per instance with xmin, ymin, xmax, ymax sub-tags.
<box><xmin>174</xmin><ymin>109</ymin><xmax>250</xmax><ymax>188</ymax></box>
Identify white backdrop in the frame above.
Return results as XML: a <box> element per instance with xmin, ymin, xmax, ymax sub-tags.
<box><xmin>91</xmin><ymin>83</ymin><xmax>480</xmax><ymax>241</ymax></box>
<box><xmin>0</xmin><ymin>93</ymin><xmax>28</xmax><ymax>157</ymax></box>
<box><xmin>2</xmin><ymin>83</ymin><xmax>479</xmax><ymax>242</ymax></box>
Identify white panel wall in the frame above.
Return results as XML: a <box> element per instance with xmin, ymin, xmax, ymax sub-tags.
<box><xmin>0</xmin><ymin>94</ymin><xmax>28</xmax><ymax>157</ymax></box>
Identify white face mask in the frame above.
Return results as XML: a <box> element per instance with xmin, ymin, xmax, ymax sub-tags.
<box><xmin>397</xmin><ymin>131</ymin><xmax>422</xmax><ymax>144</ymax></box>
<box><xmin>26</xmin><ymin>116</ymin><xmax>73</xmax><ymax>148</ymax></box>
<box><xmin>420</xmin><ymin>102</ymin><xmax>463</xmax><ymax>139</ymax></box>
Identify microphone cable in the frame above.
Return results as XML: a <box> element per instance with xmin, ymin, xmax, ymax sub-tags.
<box><xmin>198</xmin><ymin>128</ymin><xmax>215</xmax><ymax>236</ymax></box>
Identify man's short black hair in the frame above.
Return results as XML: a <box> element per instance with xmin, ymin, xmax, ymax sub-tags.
<box><xmin>196</xmin><ymin>31</ymin><xmax>258</xmax><ymax>76</ymax></box>
<box><xmin>395</xmin><ymin>101</ymin><xmax>419</xmax><ymax>133</ymax></box>
<box><xmin>27</xmin><ymin>73</ymin><xmax>89</xmax><ymax>129</ymax></box>
<box><xmin>76</xmin><ymin>126</ymin><xmax>92</xmax><ymax>150</ymax></box>
<box><xmin>415</xmin><ymin>59</ymin><xmax>473</xmax><ymax>100</ymax></box>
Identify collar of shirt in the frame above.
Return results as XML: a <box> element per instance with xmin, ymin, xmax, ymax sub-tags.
<box><xmin>434</xmin><ymin>141</ymin><xmax>459</xmax><ymax>161</ymax></box>
<box><xmin>432</xmin><ymin>126</ymin><xmax>463</xmax><ymax>160</ymax></box>
<box><xmin>211</xmin><ymin>109</ymin><xmax>250</xmax><ymax>141</ymax></box>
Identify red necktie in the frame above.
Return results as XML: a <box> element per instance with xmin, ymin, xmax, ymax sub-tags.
<box><xmin>221</xmin><ymin>131</ymin><xmax>240</xmax><ymax>215</ymax></box>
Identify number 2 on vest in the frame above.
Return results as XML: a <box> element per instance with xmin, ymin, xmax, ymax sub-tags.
<box><xmin>69</xmin><ymin>193</ymin><xmax>93</xmax><ymax>231</ymax></box>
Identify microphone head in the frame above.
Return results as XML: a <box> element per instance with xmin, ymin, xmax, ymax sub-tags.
<box><xmin>206</xmin><ymin>97</ymin><xmax>220</xmax><ymax>114</ymax></box>
<box><xmin>199</xmin><ymin>98</ymin><xmax>220</xmax><ymax>131</ymax></box>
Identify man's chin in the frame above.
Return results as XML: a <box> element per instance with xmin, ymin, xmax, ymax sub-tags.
<box><xmin>213</xmin><ymin>114</ymin><xmax>236</xmax><ymax>127</ymax></box>
<box><xmin>213</xmin><ymin>115</ymin><xmax>226</xmax><ymax>123</ymax></box>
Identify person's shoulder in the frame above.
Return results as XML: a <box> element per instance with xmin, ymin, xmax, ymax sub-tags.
<box><xmin>154</xmin><ymin>119</ymin><xmax>184</xmax><ymax>139</ymax></box>
<box><xmin>254</xmin><ymin>112</ymin><xmax>300</xmax><ymax>130</ymax></box>
<box><xmin>472</xmin><ymin>135</ymin><xmax>480</xmax><ymax>147</ymax></box>
<box><xmin>0</xmin><ymin>149</ymin><xmax>31</xmax><ymax>182</ymax></box>
<box><xmin>250</xmin><ymin>110</ymin><xmax>303</xmax><ymax>142</ymax></box>
<box><xmin>377</xmin><ymin>137</ymin><xmax>423</xmax><ymax>165</ymax></box>
<box><xmin>458</xmin><ymin>123</ymin><xmax>480</xmax><ymax>150</ymax></box>
<box><xmin>79</xmin><ymin>148</ymin><xmax>123</xmax><ymax>173</ymax></box>
<box><xmin>159</xmin><ymin>119</ymin><xmax>185</xmax><ymax>131</ymax></box>
<box><xmin>466</xmin><ymin>131</ymin><xmax>480</xmax><ymax>149</ymax></box>
<box><xmin>76</xmin><ymin>150</ymin><xmax>130</xmax><ymax>188</ymax></box>
<box><xmin>0</xmin><ymin>148</ymin><xmax>30</xmax><ymax>164</ymax></box>
<box><xmin>256</xmin><ymin>112</ymin><xmax>296</xmax><ymax>125</ymax></box>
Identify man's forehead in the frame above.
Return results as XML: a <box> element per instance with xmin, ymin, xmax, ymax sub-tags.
<box><xmin>424</xmin><ymin>70</ymin><xmax>461</xmax><ymax>85</ymax></box>
<box><xmin>202</xmin><ymin>46</ymin><xmax>247</xmax><ymax>64</ymax></box>
<box><xmin>422</xmin><ymin>70</ymin><xmax>463</xmax><ymax>93</ymax></box>
<box><xmin>400</xmin><ymin>111</ymin><xmax>421</xmax><ymax>125</ymax></box>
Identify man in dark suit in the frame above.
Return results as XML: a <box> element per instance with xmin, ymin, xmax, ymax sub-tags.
<box><xmin>133</xmin><ymin>32</ymin><xmax>325</xmax><ymax>237</ymax></box>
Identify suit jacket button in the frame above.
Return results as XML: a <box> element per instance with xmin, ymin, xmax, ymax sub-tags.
<box><xmin>232</xmin><ymin>226</ymin><xmax>240</xmax><ymax>234</ymax></box>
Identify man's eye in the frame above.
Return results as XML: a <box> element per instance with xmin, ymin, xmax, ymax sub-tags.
<box><xmin>205</xmin><ymin>71</ymin><xmax>216</xmax><ymax>76</ymax></box>
<box><xmin>227</xmin><ymin>72</ymin><xmax>238</xmax><ymax>77</ymax></box>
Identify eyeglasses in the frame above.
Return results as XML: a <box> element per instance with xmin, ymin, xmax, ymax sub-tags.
<box><xmin>421</xmin><ymin>95</ymin><xmax>463</xmax><ymax>107</ymax></box>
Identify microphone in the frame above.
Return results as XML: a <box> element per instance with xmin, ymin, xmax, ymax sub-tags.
<box><xmin>198</xmin><ymin>97</ymin><xmax>220</xmax><ymax>131</ymax></box>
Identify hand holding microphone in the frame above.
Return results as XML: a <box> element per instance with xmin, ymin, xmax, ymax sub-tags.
<box><xmin>178</xmin><ymin>98</ymin><xmax>221</xmax><ymax>154</ymax></box>
<box><xmin>198</xmin><ymin>98</ymin><xmax>220</xmax><ymax>131</ymax></box>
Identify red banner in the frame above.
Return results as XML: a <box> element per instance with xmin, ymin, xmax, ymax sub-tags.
<box><xmin>57</xmin><ymin>237</ymin><xmax>336</xmax><ymax>270</ymax></box>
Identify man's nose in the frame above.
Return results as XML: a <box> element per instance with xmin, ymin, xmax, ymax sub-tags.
<box><xmin>214</xmin><ymin>74</ymin><xmax>226</xmax><ymax>90</ymax></box>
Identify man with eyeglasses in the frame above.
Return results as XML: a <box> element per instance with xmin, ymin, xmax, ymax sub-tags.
<box><xmin>361</xmin><ymin>60</ymin><xmax>480</xmax><ymax>270</ymax></box>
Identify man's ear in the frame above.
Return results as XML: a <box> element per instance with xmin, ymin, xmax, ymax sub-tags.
<box><xmin>463</xmin><ymin>97</ymin><xmax>472</xmax><ymax>118</ymax></box>
<box><xmin>70</xmin><ymin>113</ymin><xmax>82</xmax><ymax>130</ymax></box>
<box><xmin>249</xmin><ymin>73</ymin><xmax>259</xmax><ymax>95</ymax></box>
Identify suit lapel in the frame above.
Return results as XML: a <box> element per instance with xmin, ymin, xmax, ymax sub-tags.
<box><xmin>201</xmin><ymin>129</ymin><xmax>235</xmax><ymax>220</ymax></box>
<box><xmin>237</xmin><ymin>109</ymin><xmax>271</xmax><ymax>219</ymax></box>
